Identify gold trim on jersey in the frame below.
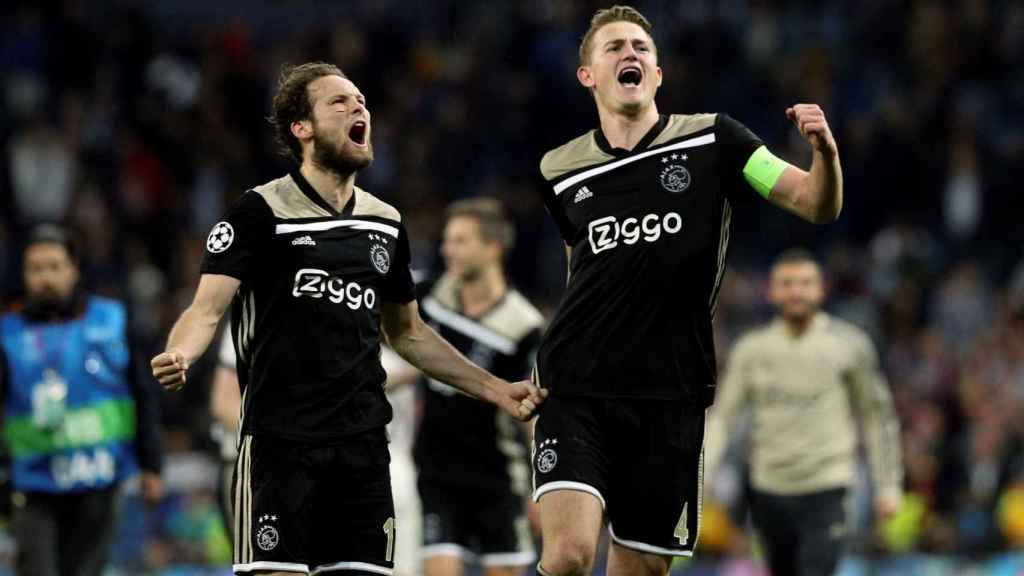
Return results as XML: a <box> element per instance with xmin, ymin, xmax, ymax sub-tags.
<box><xmin>252</xmin><ymin>174</ymin><xmax>402</xmax><ymax>223</ymax></box>
<box><xmin>352</xmin><ymin>187</ymin><xmax>402</xmax><ymax>222</ymax></box>
<box><xmin>428</xmin><ymin>273</ymin><xmax>544</xmax><ymax>343</ymax></box>
<box><xmin>540</xmin><ymin>113</ymin><xmax>718</xmax><ymax>183</ymax></box>
<box><xmin>649</xmin><ymin>113</ymin><xmax>716</xmax><ymax>148</ymax></box>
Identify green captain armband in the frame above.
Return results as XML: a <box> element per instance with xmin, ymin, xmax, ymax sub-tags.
<box><xmin>743</xmin><ymin>145</ymin><xmax>787</xmax><ymax>199</ymax></box>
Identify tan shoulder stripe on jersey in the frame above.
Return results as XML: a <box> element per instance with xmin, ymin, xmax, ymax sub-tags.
<box><xmin>421</xmin><ymin>296</ymin><xmax>517</xmax><ymax>355</ymax></box>
<box><xmin>551</xmin><ymin>132</ymin><xmax>716</xmax><ymax>195</ymax></box>
<box><xmin>649</xmin><ymin>113</ymin><xmax>717</xmax><ymax>148</ymax></box>
<box><xmin>252</xmin><ymin>174</ymin><xmax>334</xmax><ymax>219</ymax></box>
<box><xmin>429</xmin><ymin>275</ymin><xmax>543</xmax><ymax>342</ymax></box>
<box><xmin>481</xmin><ymin>291</ymin><xmax>545</xmax><ymax>342</ymax></box>
<box><xmin>540</xmin><ymin>131</ymin><xmax>614</xmax><ymax>182</ymax></box>
<box><xmin>352</xmin><ymin>187</ymin><xmax>402</xmax><ymax>222</ymax></box>
<box><xmin>541</xmin><ymin>113</ymin><xmax>717</xmax><ymax>189</ymax></box>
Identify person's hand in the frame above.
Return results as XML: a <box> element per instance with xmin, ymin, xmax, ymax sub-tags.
<box><xmin>140</xmin><ymin>471</ymin><xmax>165</xmax><ymax>505</ymax></box>
<box><xmin>874</xmin><ymin>492</ymin><xmax>903</xmax><ymax>522</ymax></box>
<box><xmin>151</xmin><ymin>349</ymin><xmax>188</xmax><ymax>391</ymax></box>
<box><xmin>490</xmin><ymin>379</ymin><xmax>548</xmax><ymax>421</ymax></box>
<box><xmin>786</xmin><ymin>104</ymin><xmax>837</xmax><ymax>158</ymax></box>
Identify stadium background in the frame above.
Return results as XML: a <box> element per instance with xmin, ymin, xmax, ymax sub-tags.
<box><xmin>2</xmin><ymin>0</ymin><xmax>1023</xmax><ymax>574</ymax></box>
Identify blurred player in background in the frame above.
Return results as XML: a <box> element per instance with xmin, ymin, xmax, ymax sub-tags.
<box><xmin>209</xmin><ymin>329</ymin><xmax>241</xmax><ymax>539</ymax></box>
<box><xmin>705</xmin><ymin>248</ymin><xmax>903</xmax><ymax>576</ymax></box>
<box><xmin>151</xmin><ymin>62</ymin><xmax>545</xmax><ymax>576</ymax></box>
<box><xmin>533</xmin><ymin>5</ymin><xmax>842</xmax><ymax>576</ymax></box>
<box><xmin>380</xmin><ymin>347</ymin><xmax>424</xmax><ymax>576</ymax></box>
<box><xmin>0</xmin><ymin>225</ymin><xmax>164</xmax><ymax>576</ymax></box>
<box><xmin>412</xmin><ymin>199</ymin><xmax>542</xmax><ymax>576</ymax></box>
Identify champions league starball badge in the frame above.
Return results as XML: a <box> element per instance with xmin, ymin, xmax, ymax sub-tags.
<box><xmin>206</xmin><ymin>221</ymin><xmax>235</xmax><ymax>253</ymax></box>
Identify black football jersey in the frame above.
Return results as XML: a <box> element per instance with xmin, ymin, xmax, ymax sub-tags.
<box><xmin>200</xmin><ymin>170</ymin><xmax>416</xmax><ymax>441</ymax></box>
<box><xmin>412</xmin><ymin>275</ymin><xmax>543</xmax><ymax>493</ymax></box>
<box><xmin>537</xmin><ymin>114</ymin><xmax>764</xmax><ymax>405</ymax></box>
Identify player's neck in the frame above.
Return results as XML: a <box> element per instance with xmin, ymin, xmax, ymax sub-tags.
<box><xmin>458</xmin><ymin>267</ymin><xmax>507</xmax><ymax>319</ymax></box>
<box><xmin>781</xmin><ymin>315</ymin><xmax>814</xmax><ymax>338</ymax></box>
<box><xmin>299</xmin><ymin>162</ymin><xmax>356</xmax><ymax>212</ymax></box>
<box><xmin>597</xmin><ymin>103</ymin><xmax>660</xmax><ymax>151</ymax></box>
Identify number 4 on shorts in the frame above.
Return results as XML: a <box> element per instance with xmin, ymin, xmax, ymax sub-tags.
<box><xmin>674</xmin><ymin>502</ymin><xmax>689</xmax><ymax>546</ymax></box>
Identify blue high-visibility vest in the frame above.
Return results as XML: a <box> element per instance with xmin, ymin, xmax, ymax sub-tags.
<box><xmin>0</xmin><ymin>297</ymin><xmax>138</xmax><ymax>492</ymax></box>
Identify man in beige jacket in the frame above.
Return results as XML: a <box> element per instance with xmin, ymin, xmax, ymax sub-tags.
<box><xmin>705</xmin><ymin>248</ymin><xmax>903</xmax><ymax>576</ymax></box>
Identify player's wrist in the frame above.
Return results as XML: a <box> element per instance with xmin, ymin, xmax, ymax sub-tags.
<box><xmin>480</xmin><ymin>376</ymin><xmax>509</xmax><ymax>404</ymax></box>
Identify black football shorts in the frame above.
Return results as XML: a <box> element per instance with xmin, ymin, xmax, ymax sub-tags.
<box><xmin>233</xmin><ymin>429</ymin><xmax>396</xmax><ymax>575</ymax></box>
<box><xmin>532</xmin><ymin>395</ymin><xmax>707</xmax><ymax>556</ymax></box>
<box><xmin>418</xmin><ymin>480</ymin><xmax>535</xmax><ymax>566</ymax></box>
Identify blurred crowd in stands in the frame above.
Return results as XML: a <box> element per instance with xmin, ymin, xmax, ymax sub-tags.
<box><xmin>2</xmin><ymin>0</ymin><xmax>1024</xmax><ymax>572</ymax></box>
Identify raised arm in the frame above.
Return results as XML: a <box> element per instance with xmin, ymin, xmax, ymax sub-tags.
<box><xmin>151</xmin><ymin>273</ymin><xmax>239</xmax><ymax>390</ymax></box>
<box><xmin>380</xmin><ymin>299</ymin><xmax>546</xmax><ymax>421</ymax></box>
<box><xmin>753</xmin><ymin>104</ymin><xmax>843</xmax><ymax>224</ymax></box>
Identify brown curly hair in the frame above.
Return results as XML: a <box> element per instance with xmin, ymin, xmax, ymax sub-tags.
<box><xmin>269</xmin><ymin>62</ymin><xmax>345</xmax><ymax>163</ymax></box>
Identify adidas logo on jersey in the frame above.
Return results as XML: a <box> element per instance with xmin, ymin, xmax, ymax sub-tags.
<box><xmin>291</xmin><ymin>235</ymin><xmax>316</xmax><ymax>247</ymax></box>
<box><xmin>573</xmin><ymin>186</ymin><xmax>593</xmax><ymax>204</ymax></box>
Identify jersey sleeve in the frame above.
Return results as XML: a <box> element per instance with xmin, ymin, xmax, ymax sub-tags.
<box><xmin>379</xmin><ymin>226</ymin><xmax>417</xmax><ymax>303</ymax></box>
<box><xmin>716</xmin><ymin>114</ymin><xmax>766</xmax><ymax>204</ymax></box>
<box><xmin>200</xmin><ymin>192</ymin><xmax>275</xmax><ymax>282</ymax></box>
<box><xmin>538</xmin><ymin>175</ymin><xmax>575</xmax><ymax>243</ymax></box>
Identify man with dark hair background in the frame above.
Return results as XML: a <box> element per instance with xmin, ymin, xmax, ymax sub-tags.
<box><xmin>0</xmin><ymin>224</ymin><xmax>163</xmax><ymax>576</ymax></box>
<box><xmin>705</xmin><ymin>248</ymin><xmax>903</xmax><ymax>576</ymax></box>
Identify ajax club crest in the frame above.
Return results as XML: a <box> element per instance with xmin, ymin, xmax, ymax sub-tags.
<box><xmin>370</xmin><ymin>243</ymin><xmax>390</xmax><ymax>275</ymax></box>
<box><xmin>660</xmin><ymin>164</ymin><xmax>691</xmax><ymax>193</ymax></box>
<box><xmin>536</xmin><ymin>438</ymin><xmax>559</xmax><ymax>474</ymax></box>
<box><xmin>256</xmin><ymin>514</ymin><xmax>280</xmax><ymax>551</ymax></box>
<box><xmin>367</xmin><ymin>233</ymin><xmax>391</xmax><ymax>274</ymax></box>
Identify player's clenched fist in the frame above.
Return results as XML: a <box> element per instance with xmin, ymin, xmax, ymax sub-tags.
<box><xmin>497</xmin><ymin>380</ymin><xmax>549</xmax><ymax>421</ymax></box>
<box><xmin>786</xmin><ymin>104</ymin><xmax>837</xmax><ymax>158</ymax></box>
<box><xmin>151</xmin><ymin>349</ymin><xmax>188</xmax><ymax>391</ymax></box>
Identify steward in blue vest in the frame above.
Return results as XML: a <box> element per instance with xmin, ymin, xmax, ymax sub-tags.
<box><xmin>0</xmin><ymin>224</ymin><xmax>163</xmax><ymax>576</ymax></box>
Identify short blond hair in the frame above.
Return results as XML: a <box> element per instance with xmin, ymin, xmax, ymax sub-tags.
<box><xmin>578</xmin><ymin>5</ymin><xmax>655</xmax><ymax>66</ymax></box>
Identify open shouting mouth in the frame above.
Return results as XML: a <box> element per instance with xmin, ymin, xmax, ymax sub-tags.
<box><xmin>349</xmin><ymin>121</ymin><xmax>368</xmax><ymax>146</ymax></box>
<box><xmin>617</xmin><ymin>65</ymin><xmax>642</xmax><ymax>88</ymax></box>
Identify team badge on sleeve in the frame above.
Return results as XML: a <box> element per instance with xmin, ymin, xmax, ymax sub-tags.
<box><xmin>206</xmin><ymin>221</ymin><xmax>235</xmax><ymax>253</ymax></box>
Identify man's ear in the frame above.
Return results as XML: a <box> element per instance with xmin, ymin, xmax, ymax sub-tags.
<box><xmin>577</xmin><ymin>65</ymin><xmax>596</xmax><ymax>89</ymax></box>
<box><xmin>291</xmin><ymin>119</ymin><xmax>313</xmax><ymax>143</ymax></box>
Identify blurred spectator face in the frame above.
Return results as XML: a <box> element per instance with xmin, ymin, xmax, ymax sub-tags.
<box><xmin>304</xmin><ymin>75</ymin><xmax>373</xmax><ymax>173</ymax></box>
<box><xmin>441</xmin><ymin>215</ymin><xmax>501</xmax><ymax>283</ymax></box>
<box><xmin>578</xmin><ymin>21</ymin><xmax>662</xmax><ymax>117</ymax></box>
<box><xmin>24</xmin><ymin>242</ymin><xmax>79</xmax><ymax>307</ymax></box>
<box><xmin>770</xmin><ymin>260</ymin><xmax>824</xmax><ymax>322</ymax></box>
